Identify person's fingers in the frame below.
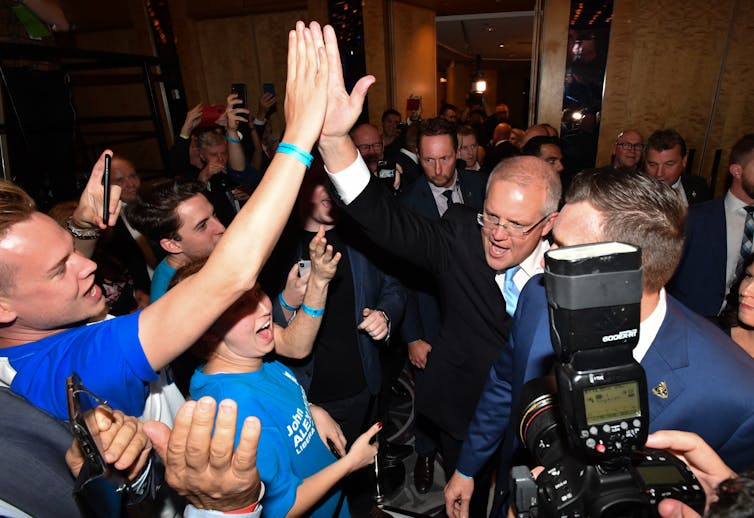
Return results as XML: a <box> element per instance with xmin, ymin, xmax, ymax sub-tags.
<box><xmin>233</xmin><ymin>416</ymin><xmax>261</xmax><ymax>476</ymax></box>
<box><xmin>657</xmin><ymin>499</ymin><xmax>701</xmax><ymax>518</ymax></box>
<box><xmin>113</xmin><ymin>423</ymin><xmax>150</xmax><ymax>471</ymax></box>
<box><xmin>185</xmin><ymin>397</ymin><xmax>217</xmax><ymax>470</ymax></box>
<box><xmin>287</xmin><ymin>26</ymin><xmax>298</xmax><ymax>87</ymax></box>
<box><xmin>209</xmin><ymin>399</ymin><xmax>239</xmax><ymax>470</ymax></box>
<box><xmin>104</xmin><ymin>415</ymin><xmax>139</xmax><ymax>465</ymax></box>
<box><xmin>89</xmin><ymin>149</ymin><xmax>114</xmax><ymax>186</ymax></box>
<box><xmin>142</xmin><ymin>420</ymin><xmax>171</xmax><ymax>461</ymax></box>
<box><xmin>323</xmin><ymin>25</ymin><xmax>344</xmax><ymax>91</ymax></box>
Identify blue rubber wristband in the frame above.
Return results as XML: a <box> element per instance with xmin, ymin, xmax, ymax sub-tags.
<box><xmin>226</xmin><ymin>135</ymin><xmax>241</xmax><ymax>144</ymax></box>
<box><xmin>301</xmin><ymin>303</ymin><xmax>324</xmax><ymax>317</ymax></box>
<box><xmin>278</xmin><ymin>292</ymin><xmax>299</xmax><ymax>312</ymax></box>
<box><xmin>456</xmin><ymin>469</ymin><xmax>473</xmax><ymax>479</ymax></box>
<box><xmin>277</xmin><ymin>142</ymin><xmax>313</xmax><ymax>168</ymax></box>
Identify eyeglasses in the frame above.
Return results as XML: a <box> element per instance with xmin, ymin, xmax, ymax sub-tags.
<box><xmin>477</xmin><ymin>212</ymin><xmax>552</xmax><ymax>237</ymax></box>
<box><xmin>616</xmin><ymin>142</ymin><xmax>645</xmax><ymax>151</ymax></box>
<box><xmin>66</xmin><ymin>372</ymin><xmax>129</xmax><ymax>494</ymax></box>
<box><xmin>356</xmin><ymin>142</ymin><xmax>384</xmax><ymax>153</ymax></box>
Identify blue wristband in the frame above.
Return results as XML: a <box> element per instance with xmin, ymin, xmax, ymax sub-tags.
<box><xmin>277</xmin><ymin>142</ymin><xmax>313</xmax><ymax>168</ymax></box>
<box><xmin>301</xmin><ymin>303</ymin><xmax>324</xmax><ymax>317</ymax></box>
<box><xmin>456</xmin><ymin>469</ymin><xmax>473</xmax><ymax>479</ymax></box>
<box><xmin>226</xmin><ymin>135</ymin><xmax>241</xmax><ymax>144</ymax></box>
<box><xmin>278</xmin><ymin>292</ymin><xmax>300</xmax><ymax>312</ymax></box>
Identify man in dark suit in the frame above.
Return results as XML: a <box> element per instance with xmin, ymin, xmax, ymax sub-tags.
<box><xmin>315</xmin><ymin>45</ymin><xmax>561</xmax><ymax>515</ymax></box>
<box><xmin>645</xmin><ymin>129</ymin><xmax>711</xmax><ymax>205</ymax></box>
<box><xmin>668</xmin><ymin>133</ymin><xmax>754</xmax><ymax>318</ymax></box>
<box><xmin>273</xmin><ymin>162</ymin><xmax>406</xmax><ymax>518</ymax></box>
<box><xmin>482</xmin><ymin>122</ymin><xmax>519</xmax><ymax>173</ymax></box>
<box><xmin>445</xmin><ymin>169</ymin><xmax>754</xmax><ymax>518</ymax></box>
<box><xmin>397</xmin><ymin>117</ymin><xmax>486</xmax><ymax>493</ymax></box>
<box><xmin>93</xmin><ymin>155</ymin><xmax>155</xmax><ymax>314</ymax></box>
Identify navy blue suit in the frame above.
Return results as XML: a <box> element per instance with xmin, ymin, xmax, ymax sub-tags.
<box><xmin>279</xmin><ymin>241</ymin><xmax>406</xmax><ymax>396</ymax></box>
<box><xmin>459</xmin><ymin>274</ymin><xmax>754</xmax><ymax>516</ymax></box>
<box><xmin>667</xmin><ymin>197</ymin><xmax>727</xmax><ymax>317</ymax></box>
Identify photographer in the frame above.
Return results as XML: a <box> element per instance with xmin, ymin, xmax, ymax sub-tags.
<box><xmin>446</xmin><ymin>169</ymin><xmax>754</xmax><ymax>517</ymax></box>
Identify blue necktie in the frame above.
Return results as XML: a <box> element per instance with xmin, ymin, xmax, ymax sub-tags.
<box><xmin>736</xmin><ymin>206</ymin><xmax>754</xmax><ymax>278</ymax></box>
<box><xmin>503</xmin><ymin>265</ymin><xmax>522</xmax><ymax>317</ymax></box>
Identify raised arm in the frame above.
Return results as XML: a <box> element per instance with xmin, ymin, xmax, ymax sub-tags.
<box><xmin>275</xmin><ymin>226</ymin><xmax>341</xmax><ymax>359</ymax></box>
<box><xmin>139</xmin><ymin>21</ymin><xmax>330</xmax><ymax>371</ymax></box>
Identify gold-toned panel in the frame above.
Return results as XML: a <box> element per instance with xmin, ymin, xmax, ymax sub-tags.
<box><xmin>392</xmin><ymin>2</ymin><xmax>437</xmax><ymax>118</ymax></box>
<box><xmin>701</xmin><ymin>0</ymin><xmax>754</xmax><ymax>195</ymax></box>
<box><xmin>536</xmin><ymin>0</ymin><xmax>569</xmax><ymax>129</ymax></box>
<box><xmin>364</xmin><ymin>0</ymin><xmax>390</xmax><ymax>125</ymax></box>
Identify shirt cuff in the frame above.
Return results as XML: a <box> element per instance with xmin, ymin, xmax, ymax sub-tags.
<box><xmin>325</xmin><ymin>153</ymin><xmax>371</xmax><ymax>205</ymax></box>
<box><xmin>183</xmin><ymin>484</ymin><xmax>265</xmax><ymax>518</ymax></box>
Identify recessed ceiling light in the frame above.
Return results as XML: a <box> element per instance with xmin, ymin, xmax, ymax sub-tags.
<box><xmin>499</xmin><ymin>44</ymin><xmax>505</xmax><ymax>48</ymax></box>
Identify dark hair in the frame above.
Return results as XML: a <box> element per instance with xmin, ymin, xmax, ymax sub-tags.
<box><xmin>418</xmin><ymin>117</ymin><xmax>458</xmax><ymax>150</ymax></box>
<box><xmin>126</xmin><ymin>179</ymin><xmax>208</xmax><ymax>243</ymax></box>
<box><xmin>439</xmin><ymin>103</ymin><xmax>459</xmax><ymax>117</ymax></box>
<box><xmin>729</xmin><ymin>134</ymin><xmax>754</xmax><ymax>168</ymax></box>
<box><xmin>522</xmin><ymin>136</ymin><xmax>564</xmax><ymax>157</ymax></box>
<box><xmin>719</xmin><ymin>253</ymin><xmax>754</xmax><ymax>329</ymax></box>
<box><xmin>381</xmin><ymin>108</ymin><xmax>401</xmax><ymax>123</ymax></box>
<box><xmin>566</xmin><ymin>168</ymin><xmax>686</xmax><ymax>292</ymax></box>
<box><xmin>456</xmin><ymin>124</ymin><xmax>478</xmax><ymax>140</ymax></box>
<box><xmin>708</xmin><ymin>470</ymin><xmax>754</xmax><ymax>518</ymax></box>
<box><xmin>646</xmin><ymin>129</ymin><xmax>687</xmax><ymax>157</ymax></box>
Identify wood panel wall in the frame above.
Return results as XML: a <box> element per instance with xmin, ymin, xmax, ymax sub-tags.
<box><xmin>391</xmin><ymin>2</ymin><xmax>437</xmax><ymax>119</ymax></box>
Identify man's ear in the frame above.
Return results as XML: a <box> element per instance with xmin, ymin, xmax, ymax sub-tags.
<box><xmin>682</xmin><ymin>154</ymin><xmax>688</xmax><ymax>169</ymax></box>
<box><xmin>0</xmin><ymin>298</ymin><xmax>18</xmax><ymax>324</ymax></box>
<box><xmin>160</xmin><ymin>237</ymin><xmax>182</xmax><ymax>255</ymax></box>
<box><xmin>730</xmin><ymin>163</ymin><xmax>743</xmax><ymax>180</ymax></box>
<box><xmin>542</xmin><ymin>212</ymin><xmax>558</xmax><ymax>236</ymax></box>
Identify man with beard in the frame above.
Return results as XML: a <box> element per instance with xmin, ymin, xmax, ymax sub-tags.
<box><xmin>669</xmin><ymin>134</ymin><xmax>754</xmax><ymax>318</ymax></box>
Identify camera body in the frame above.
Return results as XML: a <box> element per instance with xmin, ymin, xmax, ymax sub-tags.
<box><xmin>513</xmin><ymin>242</ymin><xmax>705</xmax><ymax>517</ymax></box>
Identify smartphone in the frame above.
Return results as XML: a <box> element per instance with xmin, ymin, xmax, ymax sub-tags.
<box><xmin>230</xmin><ymin>83</ymin><xmax>247</xmax><ymax>109</ymax></box>
<box><xmin>102</xmin><ymin>154</ymin><xmax>111</xmax><ymax>223</ymax></box>
<box><xmin>298</xmin><ymin>259</ymin><xmax>311</xmax><ymax>277</ymax></box>
<box><xmin>263</xmin><ymin>83</ymin><xmax>275</xmax><ymax>97</ymax></box>
<box><xmin>377</xmin><ymin>160</ymin><xmax>396</xmax><ymax>179</ymax></box>
<box><xmin>327</xmin><ymin>438</ymin><xmax>342</xmax><ymax>459</ymax></box>
<box><xmin>199</xmin><ymin>104</ymin><xmax>225</xmax><ymax>127</ymax></box>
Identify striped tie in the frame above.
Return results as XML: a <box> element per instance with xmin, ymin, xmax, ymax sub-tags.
<box><xmin>736</xmin><ymin>206</ymin><xmax>754</xmax><ymax>278</ymax></box>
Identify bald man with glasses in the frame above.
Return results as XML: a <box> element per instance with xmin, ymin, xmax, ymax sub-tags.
<box><xmin>612</xmin><ymin>129</ymin><xmax>645</xmax><ymax>169</ymax></box>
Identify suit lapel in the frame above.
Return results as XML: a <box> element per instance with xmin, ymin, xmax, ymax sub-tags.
<box><xmin>642</xmin><ymin>299</ymin><xmax>689</xmax><ymax>425</ymax></box>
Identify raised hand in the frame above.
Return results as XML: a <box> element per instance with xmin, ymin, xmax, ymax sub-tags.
<box><xmin>282</xmin><ymin>21</ymin><xmax>329</xmax><ymax>152</ymax></box>
<box><xmin>309</xmin><ymin>225</ymin><xmax>341</xmax><ymax>283</ymax></box>
<box><xmin>180</xmin><ymin>104</ymin><xmax>203</xmax><ymax>137</ymax></box>
<box><xmin>74</xmin><ymin>149</ymin><xmax>122</xmax><ymax>230</ymax></box>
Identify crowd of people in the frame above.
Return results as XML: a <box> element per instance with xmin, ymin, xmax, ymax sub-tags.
<box><xmin>1</xmin><ymin>19</ymin><xmax>753</xmax><ymax>518</ymax></box>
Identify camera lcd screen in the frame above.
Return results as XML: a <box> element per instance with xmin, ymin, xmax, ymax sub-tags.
<box><xmin>636</xmin><ymin>465</ymin><xmax>685</xmax><ymax>485</ymax></box>
<box><xmin>583</xmin><ymin>381</ymin><xmax>641</xmax><ymax>425</ymax></box>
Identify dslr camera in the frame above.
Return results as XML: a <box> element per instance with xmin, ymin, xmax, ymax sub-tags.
<box><xmin>512</xmin><ymin>242</ymin><xmax>705</xmax><ymax>517</ymax></box>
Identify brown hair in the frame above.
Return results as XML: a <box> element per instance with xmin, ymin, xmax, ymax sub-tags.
<box><xmin>0</xmin><ymin>181</ymin><xmax>37</xmax><ymax>294</ymax></box>
<box><xmin>566</xmin><ymin>168</ymin><xmax>686</xmax><ymax>292</ymax></box>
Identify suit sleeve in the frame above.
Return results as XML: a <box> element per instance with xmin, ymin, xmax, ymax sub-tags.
<box><xmin>344</xmin><ymin>175</ymin><xmax>458</xmax><ymax>276</ymax></box>
<box><xmin>375</xmin><ymin>270</ymin><xmax>406</xmax><ymax>342</ymax></box>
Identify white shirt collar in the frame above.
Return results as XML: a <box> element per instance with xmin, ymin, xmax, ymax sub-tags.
<box><xmin>634</xmin><ymin>288</ymin><xmax>667</xmax><ymax>362</ymax></box>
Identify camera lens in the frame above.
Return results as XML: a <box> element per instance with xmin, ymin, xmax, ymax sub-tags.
<box><xmin>517</xmin><ymin>377</ymin><xmax>567</xmax><ymax>467</ymax></box>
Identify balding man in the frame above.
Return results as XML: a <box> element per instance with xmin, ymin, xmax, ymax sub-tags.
<box><xmin>521</xmin><ymin>123</ymin><xmax>558</xmax><ymax>146</ymax></box>
<box><xmin>612</xmin><ymin>129</ymin><xmax>645</xmax><ymax>169</ymax></box>
<box><xmin>483</xmin><ymin>122</ymin><xmax>519</xmax><ymax>173</ymax></box>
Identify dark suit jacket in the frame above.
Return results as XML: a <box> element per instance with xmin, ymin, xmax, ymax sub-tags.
<box><xmin>275</xmin><ymin>230</ymin><xmax>406</xmax><ymax>396</ymax></box>
<box><xmin>397</xmin><ymin>170</ymin><xmax>486</xmax><ymax>343</ymax></box>
<box><xmin>682</xmin><ymin>174</ymin><xmax>712</xmax><ymax>205</ymax></box>
<box><xmin>344</xmin><ymin>176</ymin><xmax>510</xmax><ymax>439</ymax></box>
<box><xmin>394</xmin><ymin>150</ymin><xmax>422</xmax><ymax>190</ymax></box>
<box><xmin>483</xmin><ymin>140</ymin><xmax>519</xmax><ymax>174</ymax></box>
<box><xmin>94</xmin><ymin>215</ymin><xmax>153</xmax><ymax>314</ymax></box>
<box><xmin>667</xmin><ymin>196</ymin><xmax>727</xmax><ymax>317</ymax></box>
<box><xmin>0</xmin><ymin>387</ymin><xmax>82</xmax><ymax>516</ymax></box>
<box><xmin>458</xmin><ymin>275</ymin><xmax>754</xmax><ymax>515</ymax></box>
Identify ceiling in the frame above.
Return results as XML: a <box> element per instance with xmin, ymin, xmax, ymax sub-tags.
<box><xmin>436</xmin><ymin>11</ymin><xmax>535</xmax><ymax>63</ymax></box>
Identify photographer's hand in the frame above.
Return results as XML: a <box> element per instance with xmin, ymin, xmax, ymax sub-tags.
<box><xmin>646</xmin><ymin>430</ymin><xmax>736</xmax><ymax>515</ymax></box>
